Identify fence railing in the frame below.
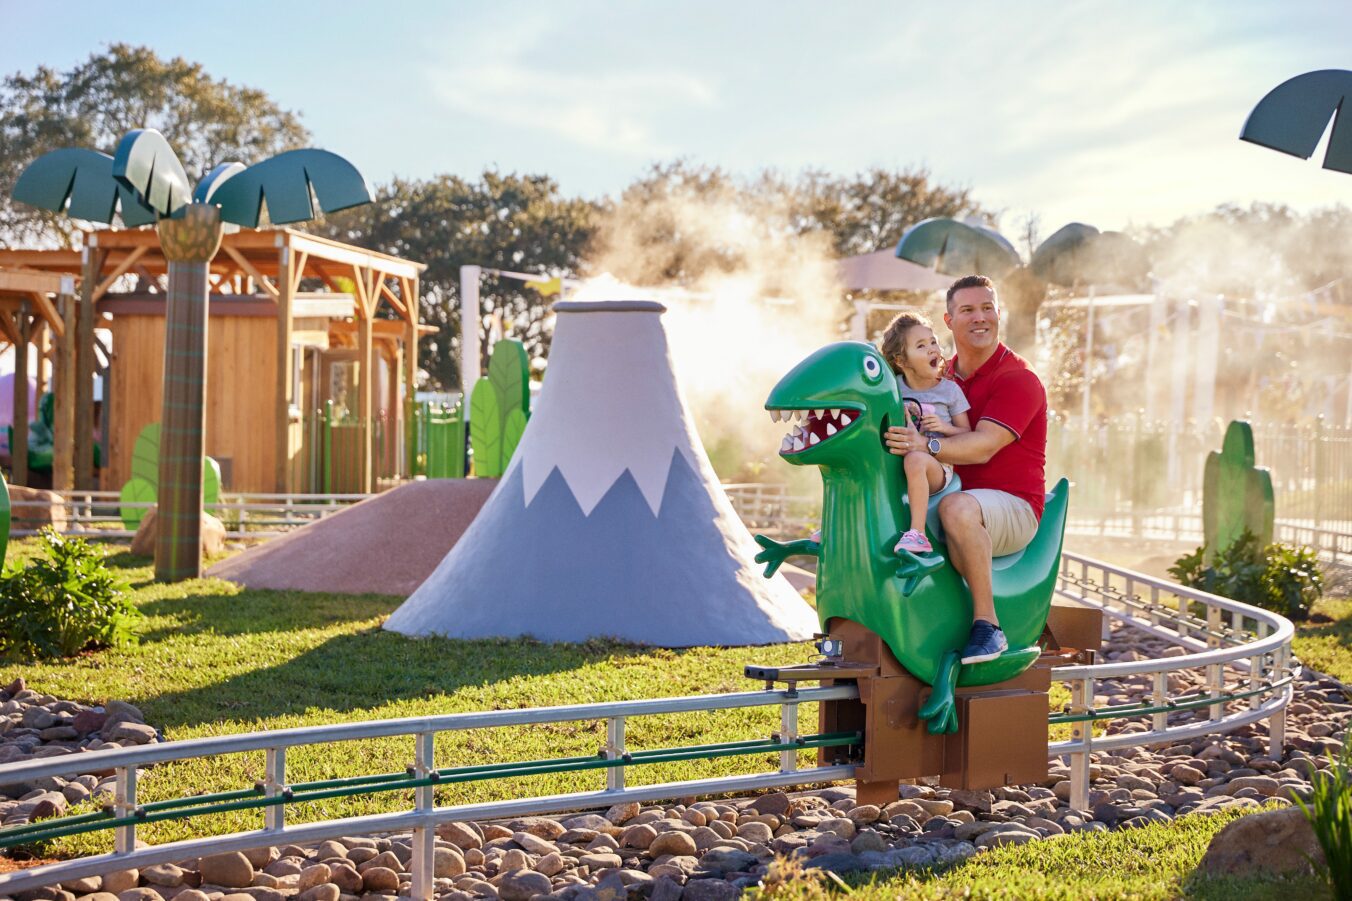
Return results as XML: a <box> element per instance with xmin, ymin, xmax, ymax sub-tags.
<box><xmin>10</xmin><ymin>491</ymin><xmax>368</xmax><ymax>540</ymax></box>
<box><xmin>0</xmin><ymin>553</ymin><xmax>1295</xmax><ymax>896</ymax></box>
<box><xmin>1046</xmin><ymin>416</ymin><xmax>1352</xmax><ymax>529</ymax></box>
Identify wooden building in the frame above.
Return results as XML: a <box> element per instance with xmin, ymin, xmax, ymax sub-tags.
<box><xmin>0</xmin><ymin>267</ymin><xmax>71</xmax><ymax>486</ymax></box>
<box><xmin>0</xmin><ymin>228</ymin><xmax>426</xmax><ymax>494</ymax></box>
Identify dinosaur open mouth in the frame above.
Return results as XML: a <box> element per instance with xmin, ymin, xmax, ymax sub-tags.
<box><xmin>768</xmin><ymin>407</ymin><xmax>860</xmax><ymax>455</ymax></box>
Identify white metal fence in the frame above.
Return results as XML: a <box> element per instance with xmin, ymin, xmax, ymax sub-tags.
<box><xmin>0</xmin><ymin>553</ymin><xmax>1295</xmax><ymax>895</ymax></box>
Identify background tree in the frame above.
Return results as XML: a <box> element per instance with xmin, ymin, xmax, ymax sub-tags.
<box><xmin>319</xmin><ymin>172</ymin><xmax>598</xmax><ymax>390</ymax></box>
<box><xmin>0</xmin><ymin>44</ymin><xmax>308</xmax><ymax>245</ymax></box>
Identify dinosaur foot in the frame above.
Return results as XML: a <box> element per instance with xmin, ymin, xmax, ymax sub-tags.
<box><xmin>957</xmin><ymin>645</ymin><xmax>1042</xmax><ymax>686</ymax></box>
<box><xmin>918</xmin><ymin>650</ymin><xmax>962</xmax><ymax>735</ymax></box>
<box><xmin>893</xmin><ymin>548</ymin><xmax>945</xmax><ymax>596</ymax></box>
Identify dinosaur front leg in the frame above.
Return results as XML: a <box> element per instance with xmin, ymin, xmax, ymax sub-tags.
<box><xmin>892</xmin><ymin>545</ymin><xmax>945</xmax><ymax>596</ymax></box>
<box><xmin>753</xmin><ymin>534</ymin><xmax>821</xmax><ymax>578</ymax></box>
<box><xmin>918</xmin><ymin>650</ymin><xmax>962</xmax><ymax>734</ymax></box>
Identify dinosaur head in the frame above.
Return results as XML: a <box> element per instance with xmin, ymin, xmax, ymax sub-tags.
<box><xmin>765</xmin><ymin>341</ymin><xmax>901</xmax><ymax>466</ymax></box>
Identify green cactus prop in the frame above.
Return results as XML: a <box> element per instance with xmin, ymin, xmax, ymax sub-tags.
<box><xmin>469</xmin><ymin>378</ymin><xmax>504</xmax><ymax>477</ymax></box>
<box><xmin>1203</xmin><ymin>420</ymin><xmax>1275</xmax><ymax>563</ymax></box>
<box><xmin>468</xmin><ymin>340</ymin><xmax>532</xmax><ymax>478</ymax></box>
<box><xmin>120</xmin><ymin>422</ymin><xmax>222</xmax><ymax>530</ymax></box>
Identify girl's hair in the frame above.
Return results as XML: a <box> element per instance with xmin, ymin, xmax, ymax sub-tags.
<box><xmin>879</xmin><ymin>312</ymin><xmax>932</xmax><ymax>375</ymax></box>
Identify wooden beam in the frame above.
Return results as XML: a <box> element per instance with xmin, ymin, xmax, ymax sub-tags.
<box><xmin>350</xmin><ymin>263</ymin><xmax>372</xmax><ymax>319</ymax></box>
<box><xmin>275</xmin><ymin>245</ymin><xmax>296</xmax><ymax>493</ymax></box>
<box><xmin>285</xmin><ymin>230</ymin><xmax>425</xmax><ymax>281</ymax></box>
<box><xmin>222</xmin><ymin>245</ymin><xmax>280</xmax><ymax>300</ymax></box>
<box><xmin>358</xmin><ymin>309</ymin><xmax>374</xmax><ymax>492</ymax></box>
<box><xmin>75</xmin><ymin>247</ymin><xmax>105</xmax><ymax>489</ymax></box>
<box><xmin>24</xmin><ymin>288</ymin><xmax>64</xmax><ymax>339</ymax></box>
<box><xmin>12</xmin><ymin>306</ymin><xmax>30</xmax><ymax>487</ymax></box>
<box><xmin>32</xmin><ymin>318</ymin><xmax>48</xmax><ymax>400</ymax></box>
<box><xmin>91</xmin><ymin>245</ymin><xmax>148</xmax><ymax>302</ymax></box>
<box><xmin>404</xmin><ymin>275</ymin><xmax>420</xmax><ymax>479</ymax></box>
<box><xmin>0</xmin><ymin>311</ymin><xmax>20</xmax><ymax>347</ymax></box>
<box><xmin>289</xmin><ymin>251</ymin><xmax>309</xmax><ymax>298</ymax></box>
<box><xmin>378</xmin><ymin>279</ymin><xmax>408</xmax><ymax>318</ymax></box>
<box><xmin>52</xmin><ymin>285</ymin><xmax>76</xmax><ymax>492</ymax></box>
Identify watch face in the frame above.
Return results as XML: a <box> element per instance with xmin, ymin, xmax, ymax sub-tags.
<box><xmin>928</xmin><ymin>438</ymin><xmax>941</xmax><ymax>454</ymax></box>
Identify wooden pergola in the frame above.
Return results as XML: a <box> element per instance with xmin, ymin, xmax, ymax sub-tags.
<box><xmin>0</xmin><ymin>267</ymin><xmax>71</xmax><ymax>486</ymax></box>
<box><xmin>0</xmin><ymin>228</ymin><xmax>425</xmax><ymax>493</ymax></box>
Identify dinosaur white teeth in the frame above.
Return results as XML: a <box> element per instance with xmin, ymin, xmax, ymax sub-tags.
<box><xmin>826</xmin><ymin>424</ymin><xmax>837</xmax><ymax>436</ymax></box>
<box><xmin>814</xmin><ymin>409</ymin><xmax>824</xmax><ymax>419</ymax></box>
<box><xmin>792</xmin><ymin>425</ymin><xmax>804</xmax><ymax>437</ymax></box>
<box><xmin>781</xmin><ymin>436</ymin><xmax>792</xmax><ymax>452</ymax></box>
<box><xmin>809</xmin><ymin>433</ymin><xmax>820</xmax><ymax>445</ymax></box>
<box><xmin>792</xmin><ymin>436</ymin><xmax>805</xmax><ymax>452</ymax></box>
<box><xmin>769</xmin><ymin>410</ymin><xmax>780</xmax><ymax>422</ymax></box>
<box><xmin>840</xmin><ymin>413</ymin><xmax>852</xmax><ymax>426</ymax></box>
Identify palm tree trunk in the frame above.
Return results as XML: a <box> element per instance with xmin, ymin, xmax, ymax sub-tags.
<box><xmin>154</xmin><ymin>204</ymin><xmax>223</xmax><ymax>582</ymax></box>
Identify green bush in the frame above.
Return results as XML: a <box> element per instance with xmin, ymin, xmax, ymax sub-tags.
<box><xmin>1298</xmin><ymin>739</ymin><xmax>1352</xmax><ymax>900</ymax></box>
<box><xmin>0</xmin><ymin>529</ymin><xmax>138</xmax><ymax>660</ymax></box>
<box><xmin>1169</xmin><ymin>530</ymin><xmax>1323</xmax><ymax>620</ymax></box>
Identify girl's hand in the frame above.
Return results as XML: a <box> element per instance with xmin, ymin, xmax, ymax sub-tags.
<box><xmin>919</xmin><ymin>414</ymin><xmax>945</xmax><ymax>433</ymax></box>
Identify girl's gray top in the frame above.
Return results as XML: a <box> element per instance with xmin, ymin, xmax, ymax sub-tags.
<box><xmin>898</xmin><ymin>375</ymin><xmax>970</xmax><ymax>434</ymax></box>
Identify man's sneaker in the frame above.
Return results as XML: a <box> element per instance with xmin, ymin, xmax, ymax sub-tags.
<box><xmin>895</xmin><ymin>529</ymin><xmax>933</xmax><ymax>554</ymax></box>
<box><xmin>960</xmin><ymin>620</ymin><xmax>1008</xmax><ymax>664</ymax></box>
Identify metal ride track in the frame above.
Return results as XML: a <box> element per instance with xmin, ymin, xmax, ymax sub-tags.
<box><xmin>0</xmin><ymin>552</ymin><xmax>1297</xmax><ymax>896</ymax></box>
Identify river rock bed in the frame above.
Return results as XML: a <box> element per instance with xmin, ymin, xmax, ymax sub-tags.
<box><xmin>0</xmin><ymin>679</ymin><xmax>159</xmax><ymax>831</ymax></box>
<box><xmin>1</xmin><ymin>622</ymin><xmax>1348</xmax><ymax>899</ymax></box>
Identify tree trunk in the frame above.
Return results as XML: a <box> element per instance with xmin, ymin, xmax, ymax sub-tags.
<box><xmin>154</xmin><ymin>204</ymin><xmax>223</xmax><ymax>582</ymax></box>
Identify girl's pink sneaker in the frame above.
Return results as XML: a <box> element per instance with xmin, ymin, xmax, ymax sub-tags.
<box><xmin>895</xmin><ymin>530</ymin><xmax>933</xmax><ymax>554</ymax></box>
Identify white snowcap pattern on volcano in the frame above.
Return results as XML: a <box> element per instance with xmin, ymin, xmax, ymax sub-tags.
<box><xmin>518</xmin><ymin>301</ymin><xmax>707</xmax><ymax>516</ymax></box>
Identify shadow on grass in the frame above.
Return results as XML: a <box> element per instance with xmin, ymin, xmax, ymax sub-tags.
<box><xmin>140</xmin><ymin>622</ymin><xmax>667</xmax><ymax>729</ymax></box>
<box><xmin>135</xmin><ymin>585</ymin><xmax>400</xmax><ymax>642</ymax></box>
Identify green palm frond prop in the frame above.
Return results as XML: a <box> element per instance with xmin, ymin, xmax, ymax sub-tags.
<box><xmin>1241</xmin><ymin>69</ymin><xmax>1352</xmax><ymax>174</ymax></box>
<box><xmin>1029</xmin><ymin>222</ymin><xmax>1146</xmax><ymax>287</ymax></box>
<box><xmin>193</xmin><ymin>162</ymin><xmax>247</xmax><ymax>204</ymax></box>
<box><xmin>111</xmin><ymin>129</ymin><xmax>192</xmax><ymax>217</ymax></box>
<box><xmin>895</xmin><ymin>217</ymin><xmax>1022</xmax><ymax>278</ymax></box>
<box><xmin>206</xmin><ymin>149</ymin><xmax>373</xmax><ymax>227</ymax></box>
<box><xmin>11</xmin><ymin>147</ymin><xmax>157</xmax><ymax>226</ymax></box>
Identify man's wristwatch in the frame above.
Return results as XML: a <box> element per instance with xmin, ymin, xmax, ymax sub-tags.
<box><xmin>927</xmin><ymin>437</ymin><xmax>942</xmax><ymax>455</ymax></box>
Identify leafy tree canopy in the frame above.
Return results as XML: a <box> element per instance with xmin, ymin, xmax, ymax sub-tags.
<box><xmin>318</xmin><ymin>172</ymin><xmax>599</xmax><ymax>390</ymax></box>
<box><xmin>0</xmin><ymin>44</ymin><xmax>309</xmax><ymax>245</ymax></box>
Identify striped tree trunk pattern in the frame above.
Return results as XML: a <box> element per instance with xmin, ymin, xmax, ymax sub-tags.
<box><xmin>154</xmin><ymin>204</ymin><xmax>223</xmax><ymax>582</ymax></box>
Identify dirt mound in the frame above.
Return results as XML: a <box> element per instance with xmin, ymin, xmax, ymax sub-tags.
<box><xmin>208</xmin><ymin>479</ymin><xmax>497</xmax><ymax>596</ymax></box>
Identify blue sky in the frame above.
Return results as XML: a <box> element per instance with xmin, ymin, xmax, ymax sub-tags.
<box><xmin>2</xmin><ymin>0</ymin><xmax>1349</xmax><ymax>237</ymax></box>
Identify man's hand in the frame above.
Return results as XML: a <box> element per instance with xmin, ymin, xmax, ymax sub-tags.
<box><xmin>884</xmin><ymin>423</ymin><xmax>924</xmax><ymax>456</ymax></box>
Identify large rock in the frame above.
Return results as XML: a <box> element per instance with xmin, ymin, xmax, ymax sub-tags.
<box><xmin>131</xmin><ymin>507</ymin><xmax>226</xmax><ymax>558</ymax></box>
<box><xmin>1197</xmin><ymin>807</ymin><xmax>1326</xmax><ymax>876</ymax></box>
<box><xmin>9</xmin><ymin>485</ymin><xmax>67</xmax><ymax>533</ymax></box>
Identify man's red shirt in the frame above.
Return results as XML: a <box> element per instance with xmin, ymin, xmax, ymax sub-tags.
<box><xmin>947</xmin><ymin>343</ymin><xmax>1048</xmax><ymax>519</ymax></box>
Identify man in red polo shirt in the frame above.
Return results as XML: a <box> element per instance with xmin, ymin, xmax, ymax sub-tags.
<box><xmin>884</xmin><ymin>275</ymin><xmax>1047</xmax><ymax>665</ymax></box>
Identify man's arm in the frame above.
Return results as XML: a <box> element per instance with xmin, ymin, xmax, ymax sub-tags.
<box><xmin>884</xmin><ymin>419</ymin><xmax>1014</xmax><ymax>464</ymax></box>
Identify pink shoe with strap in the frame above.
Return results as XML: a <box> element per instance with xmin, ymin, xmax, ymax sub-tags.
<box><xmin>895</xmin><ymin>529</ymin><xmax>933</xmax><ymax>554</ymax></box>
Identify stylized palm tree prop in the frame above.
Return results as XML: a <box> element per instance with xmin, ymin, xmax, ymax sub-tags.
<box><xmin>896</xmin><ymin>217</ymin><xmax>1145</xmax><ymax>350</ymax></box>
<box><xmin>12</xmin><ymin>130</ymin><xmax>372</xmax><ymax>581</ymax></box>
<box><xmin>1240</xmin><ymin>69</ymin><xmax>1352</xmax><ymax>175</ymax></box>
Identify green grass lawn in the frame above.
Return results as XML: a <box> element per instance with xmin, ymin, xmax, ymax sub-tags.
<box><xmin>0</xmin><ymin>538</ymin><xmax>1340</xmax><ymax>897</ymax></box>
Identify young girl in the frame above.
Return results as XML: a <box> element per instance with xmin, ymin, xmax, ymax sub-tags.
<box><xmin>879</xmin><ymin>312</ymin><xmax>971</xmax><ymax>554</ymax></box>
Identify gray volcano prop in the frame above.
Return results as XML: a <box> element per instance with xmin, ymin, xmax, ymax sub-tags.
<box><xmin>385</xmin><ymin>300</ymin><xmax>818</xmax><ymax>646</ymax></box>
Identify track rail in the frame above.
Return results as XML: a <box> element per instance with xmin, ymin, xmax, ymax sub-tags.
<box><xmin>0</xmin><ymin>553</ymin><xmax>1295</xmax><ymax>895</ymax></box>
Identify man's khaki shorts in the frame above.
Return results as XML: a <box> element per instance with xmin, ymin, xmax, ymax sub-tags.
<box><xmin>965</xmin><ymin>489</ymin><xmax>1038</xmax><ymax>557</ymax></box>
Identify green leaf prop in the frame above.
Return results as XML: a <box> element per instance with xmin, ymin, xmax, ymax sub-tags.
<box><xmin>130</xmin><ymin>422</ymin><xmax>161</xmax><ymax>487</ymax></box>
<box><xmin>503</xmin><ymin>408</ymin><xmax>529</xmax><ymax>467</ymax></box>
<box><xmin>470</xmin><ymin>378</ymin><xmax>504</xmax><ymax>477</ymax></box>
<box><xmin>488</xmin><ymin>339</ymin><xmax>530</xmax><ymax>418</ymax></box>
<box><xmin>119</xmin><ymin>477</ymin><xmax>157</xmax><ymax>531</ymax></box>
<box><xmin>203</xmin><ymin>455</ymin><xmax>222</xmax><ymax>508</ymax></box>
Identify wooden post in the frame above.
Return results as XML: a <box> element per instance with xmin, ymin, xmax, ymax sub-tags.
<box><xmin>32</xmin><ymin>320</ymin><xmax>48</xmax><ymax>400</ymax></box>
<box><xmin>12</xmin><ymin>305</ymin><xmax>29</xmax><ymax>486</ymax></box>
<box><xmin>276</xmin><ymin>241</ymin><xmax>295</xmax><ymax>493</ymax></box>
<box><xmin>357</xmin><ymin>291</ymin><xmax>374</xmax><ymax>493</ymax></box>
<box><xmin>52</xmin><ymin>278</ymin><xmax>76</xmax><ymax>492</ymax></box>
<box><xmin>405</xmin><ymin>276</ymin><xmax>420</xmax><ymax>480</ymax></box>
<box><xmin>75</xmin><ymin>244</ymin><xmax>105</xmax><ymax>490</ymax></box>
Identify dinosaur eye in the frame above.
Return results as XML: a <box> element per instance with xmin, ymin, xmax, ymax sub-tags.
<box><xmin>862</xmin><ymin>356</ymin><xmax>883</xmax><ymax>383</ymax></box>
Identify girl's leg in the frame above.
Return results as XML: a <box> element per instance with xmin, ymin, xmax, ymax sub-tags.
<box><xmin>903</xmin><ymin>451</ymin><xmax>946</xmax><ymax>533</ymax></box>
